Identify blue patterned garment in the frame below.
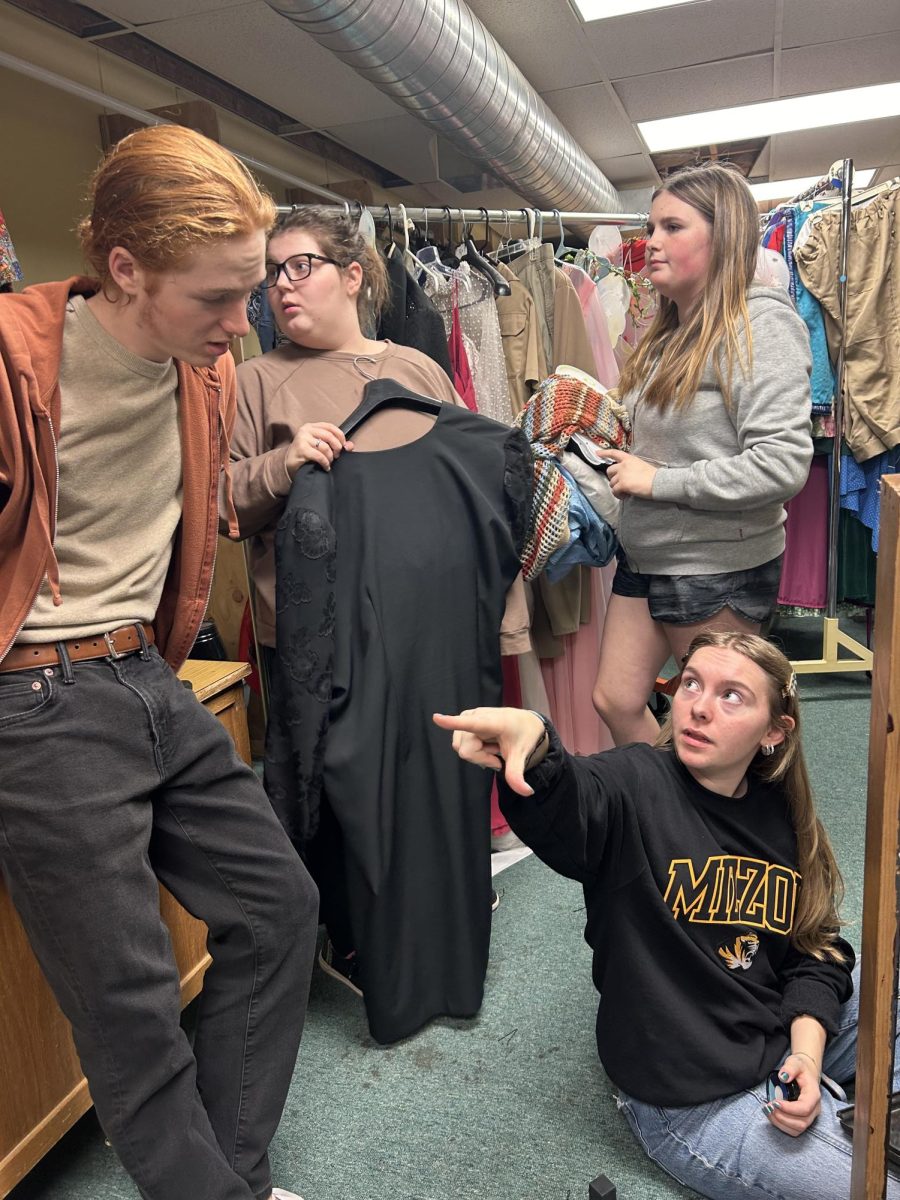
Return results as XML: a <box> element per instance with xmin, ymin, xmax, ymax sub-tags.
<box><xmin>839</xmin><ymin>448</ymin><xmax>900</xmax><ymax>553</ymax></box>
<box><xmin>762</xmin><ymin>203</ymin><xmax>834</xmax><ymax>414</ymax></box>
<box><xmin>793</xmin><ymin>204</ymin><xmax>836</xmax><ymax>415</ymax></box>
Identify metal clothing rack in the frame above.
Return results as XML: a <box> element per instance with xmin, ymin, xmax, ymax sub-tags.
<box><xmin>273</xmin><ymin>202</ymin><xmax>647</xmax><ymax>228</ymax></box>
<box><xmin>777</xmin><ymin>159</ymin><xmax>873</xmax><ymax>675</ymax></box>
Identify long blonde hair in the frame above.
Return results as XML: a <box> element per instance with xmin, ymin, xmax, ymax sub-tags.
<box><xmin>617</xmin><ymin>163</ymin><xmax>759</xmax><ymax>413</ymax></box>
<box><xmin>657</xmin><ymin>631</ymin><xmax>848</xmax><ymax>963</ymax></box>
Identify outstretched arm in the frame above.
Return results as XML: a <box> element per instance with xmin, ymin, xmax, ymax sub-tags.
<box><xmin>432</xmin><ymin>707</ymin><xmax>548</xmax><ymax>796</ymax></box>
<box><xmin>434</xmin><ymin>708</ymin><xmax>635</xmax><ymax>886</ymax></box>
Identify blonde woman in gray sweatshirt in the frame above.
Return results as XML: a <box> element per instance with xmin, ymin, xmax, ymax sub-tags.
<box><xmin>593</xmin><ymin>163</ymin><xmax>813</xmax><ymax>746</ymax></box>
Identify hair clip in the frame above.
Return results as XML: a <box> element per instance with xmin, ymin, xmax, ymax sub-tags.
<box><xmin>781</xmin><ymin>671</ymin><xmax>798</xmax><ymax>699</ymax></box>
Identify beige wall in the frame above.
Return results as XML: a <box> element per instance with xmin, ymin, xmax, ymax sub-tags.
<box><xmin>0</xmin><ymin>65</ymin><xmax>110</xmax><ymax>284</ymax></box>
<box><xmin>0</xmin><ymin>1</ymin><xmax>393</xmax><ymax>288</ymax></box>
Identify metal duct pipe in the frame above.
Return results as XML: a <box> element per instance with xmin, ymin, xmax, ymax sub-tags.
<box><xmin>265</xmin><ymin>0</ymin><xmax>622</xmax><ymax>213</ymax></box>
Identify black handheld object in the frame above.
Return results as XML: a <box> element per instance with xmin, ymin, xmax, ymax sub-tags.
<box><xmin>766</xmin><ymin>1070</ymin><xmax>801</xmax><ymax>1102</ymax></box>
<box><xmin>341</xmin><ymin>378</ymin><xmax>442</xmax><ymax>439</ymax></box>
<box><xmin>588</xmin><ymin>1174</ymin><xmax>617</xmax><ymax>1199</ymax></box>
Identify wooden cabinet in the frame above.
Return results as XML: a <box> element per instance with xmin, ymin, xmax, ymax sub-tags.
<box><xmin>0</xmin><ymin>660</ymin><xmax>252</xmax><ymax>1197</ymax></box>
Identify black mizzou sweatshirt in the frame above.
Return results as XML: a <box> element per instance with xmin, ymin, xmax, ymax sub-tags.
<box><xmin>498</xmin><ymin>732</ymin><xmax>854</xmax><ymax>1107</ymax></box>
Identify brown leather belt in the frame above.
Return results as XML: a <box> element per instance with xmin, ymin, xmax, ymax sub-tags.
<box><xmin>0</xmin><ymin>623</ymin><xmax>155</xmax><ymax>673</ymax></box>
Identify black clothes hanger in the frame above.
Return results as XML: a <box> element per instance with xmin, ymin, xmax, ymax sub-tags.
<box><xmin>341</xmin><ymin>377</ymin><xmax>443</xmax><ymax>439</ymax></box>
<box><xmin>439</xmin><ymin>207</ymin><xmax>461</xmax><ymax>269</ymax></box>
<box><xmin>462</xmin><ymin>209</ymin><xmax>511</xmax><ymax>297</ymax></box>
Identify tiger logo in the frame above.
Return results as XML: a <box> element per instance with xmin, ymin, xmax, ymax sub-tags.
<box><xmin>717</xmin><ymin>932</ymin><xmax>760</xmax><ymax>971</ymax></box>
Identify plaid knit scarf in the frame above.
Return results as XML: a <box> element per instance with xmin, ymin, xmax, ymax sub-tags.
<box><xmin>517</xmin><ymin>372</ymin><xmax>631</xmax><ymax>580</ymax></box>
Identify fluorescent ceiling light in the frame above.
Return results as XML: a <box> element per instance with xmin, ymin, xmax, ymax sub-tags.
<box><xmin>748</xmin><ymin>170</ymin><xmax>876</xmax><ymax>202</ymax></box>
<box><xmin>639</xmin><ymin>83</ymin><xmax>900</xmax><ymax>153</ymax></box>
<box><xmin>572</xmin><ymin>0</ymin><xmax>708</xmax><ymax>19</ymax></box>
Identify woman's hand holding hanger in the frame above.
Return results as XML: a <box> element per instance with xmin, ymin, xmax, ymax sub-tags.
<box><xmin>285</xmin><ymin>422</ymin><xmax>353</xmax><ymax>477</ymax></box>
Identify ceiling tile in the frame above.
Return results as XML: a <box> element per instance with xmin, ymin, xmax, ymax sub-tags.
<box><xmin>766</xmin><ymin>116</ymin><xmax>900</xmax><ymax>179</ymax></box>
<box><xmin>582</xmin><ymin>0</ymin><xmax>776</xmax><ymax>78</ymax></box>
<box><xmin>594</xmin><ymin>152</ymin><xmax>658</xmax><ymax>188</ymax></box>
<box><xmin>464</xmin><ymin>0</ymin><xmax>604</xmax><ymax>91</ymax></box>
<box><xmin>779</xmin><ymin>34</ymin><xmax>900</xmax><ymax>97</ymax></box>
<box><xmin>541</xmin><ymin>84</ymin><xmax>643</xmax><ymax>157</ymax></box>
<box><xmin>134</xmin><ymin>3</ymin><xmax>401</xmax><ymax>127</ymax></box>
<box><xmin>782</xmin><ymin>0</ymin><xmax>900</xmax><ymax>48</ymax></box>
<box><xmin>614</xmin><ymin>53</ymin><xmax>774</xmax><ymax>121</ymax></box>
<box><xmin>324</xmin><ymin>114</ymin><xmax>439</xmax><ymax>185</ymax></box>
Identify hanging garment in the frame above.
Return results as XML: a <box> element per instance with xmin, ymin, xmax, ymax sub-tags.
<box><xmin>595</xmin><ymin>270</ymin><xmax>631</xmax><ymax>350</ymax></box>
<box><xmin>539</xmin><ymin>564</ymin><xmax>617</xmax><ymax>756</ymax></box>
<box><xmin>552</xmin><ymin>264</ymin><xmax>600</xmax><ymax>379</ymax></box>
<box><xmin>839</xmin><ymin>445</ymin><xmax>900</xmax><ymax>552</ymax></box>
<box><xmin>794</xmin><ymin>188</ymin><xmax>900</xmax><ymax>461</ymax></box>
<box><xmin>425</xmin><ymin>263</ymin><xmax>514</xmax><ymax>424</ymax></box>
<box><xmin>0</xmin><ymin>209</ymin><xmax>22</xmax><ymax>287</ymax></box>
<box><xmin>494</xmin><ymin>260</ymin><xmax>547</xmax><ymax>417</ymax></box>
<box><xmin>504</xmin><ymin>241</ymin><xmax>555</xmax><ymax>369</ymax></box>
<box><xmin>837</xmin><ymin>509</ymin><xmax>877</xmax><ymax>605</ymax></box>
<box><xmin>777</xmin><ymin>455</ymin><xmax>828</xmax><ymax>609</ymax></box>
<box><xmin>558</xmin><ymin>262</ymin><xmax>619</xmax><ymax>388</ymax></box>
<box><xmin>378</xmin><ymin>248</ymin><xmax>454</xmax><ymax>382</ymax></box>
<box><xmin>265</xmin><ymin>400</ymin><xmax>531</xmax><ymax>1044</ymax></box>
<box><xmin>532</xmin><ymin>566</ymin><xmax>592</xmax><ymax>654</ymax></box>
<box><xmin>792</xmin><ymin>205</ymin><xmax>836</xmax><ymax>415</ymax></box>
<box><xmin>447</xmin><ymin>302</ymin><xmax>478</xmax><ymax>411</ymax></box>
<box><xmin>763</xmin><ymin>205</ymin><xmax>835</xmax><ymax>414</ymax></box>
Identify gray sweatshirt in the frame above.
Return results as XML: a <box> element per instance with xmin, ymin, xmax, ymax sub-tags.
<box><xmin>618</xmin><ymin>285</ymin><xmax>813</xmax><ymax>575</ymax></box>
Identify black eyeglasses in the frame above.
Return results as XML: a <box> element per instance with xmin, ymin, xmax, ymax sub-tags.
<box><xmin>263</xmin><ymin>252</ymin><xmax>341</xmax><ymax>288</ymax></box>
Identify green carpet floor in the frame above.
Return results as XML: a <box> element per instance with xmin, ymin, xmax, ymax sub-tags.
<box><xmin>10</xmin><ymin>616</ymin><xmax>873</xmax><ymax>1200</ymax></box>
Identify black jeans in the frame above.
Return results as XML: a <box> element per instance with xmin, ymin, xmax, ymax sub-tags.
<box><xmin>0</xmin><ymin>648</ymin><xmax>319</xmax><ymax>1200</ymax></box>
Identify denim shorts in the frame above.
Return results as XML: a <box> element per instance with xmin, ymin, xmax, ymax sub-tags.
<box><xmin>611</xmin><ymin>551</ymin><xmax>784</xmax><ymax>626</ymax></box>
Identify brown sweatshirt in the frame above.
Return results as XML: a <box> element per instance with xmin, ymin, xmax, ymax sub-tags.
<box><xmin>228</xmin><ymin>340</ymin><xmax>529</xmax><ymax>651</ymax></box>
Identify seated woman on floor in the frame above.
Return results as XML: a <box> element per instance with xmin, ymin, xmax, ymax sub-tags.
<box><xmin>435</xmin><ymin>631</ymin><xmax>899</xmax><ymax>1200</ymax></box>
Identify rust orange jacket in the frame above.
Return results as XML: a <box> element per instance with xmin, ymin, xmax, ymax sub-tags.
<box><xmin>0</xmin><ymin>277</ymin><xmax>240</xmax><ymax>670</ymax></box>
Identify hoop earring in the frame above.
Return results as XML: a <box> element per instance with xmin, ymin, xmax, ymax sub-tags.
<box><xmin>761</xmin><ymin>743</ymin><xmax>775</xmax><ymax>757</ymax></box>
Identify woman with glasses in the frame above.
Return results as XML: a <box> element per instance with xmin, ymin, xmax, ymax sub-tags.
<box><xmin>227</xmin><ymin>206</ymin><xmax>511</xmax><ymax>1042</ymax></box>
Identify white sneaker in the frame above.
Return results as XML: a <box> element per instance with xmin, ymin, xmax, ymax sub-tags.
<box><xmin>271</xmin><ymin>1190</ymin><xmax>304</xmax><ymax>1200</ymax></box>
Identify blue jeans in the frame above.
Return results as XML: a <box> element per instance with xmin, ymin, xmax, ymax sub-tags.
<box><xmin>0</xmin><ymin>648</ymin><xmax>319</xmax><ymax>1200</ymax></box>
<box><xmin>616</xmin><ymin>964</ymin><xmax>900</xmax><ymax>1199</ymax></box>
